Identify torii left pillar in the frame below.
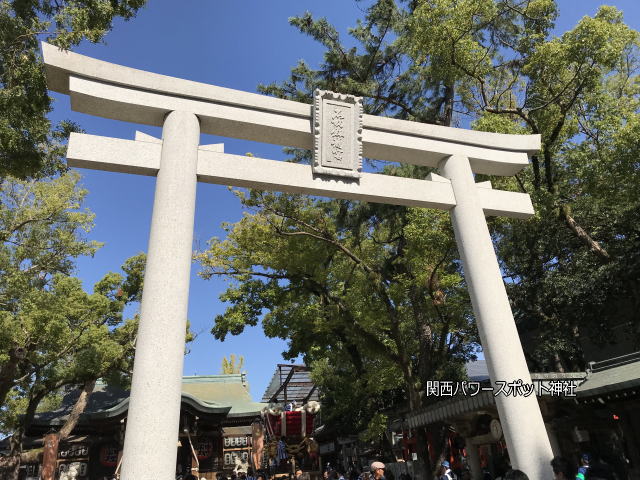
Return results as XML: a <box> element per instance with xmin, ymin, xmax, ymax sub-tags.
<box><xmin>120</xmin><ymin>111</ymin><xmax>200</xmax><ymax>480</ymax></box>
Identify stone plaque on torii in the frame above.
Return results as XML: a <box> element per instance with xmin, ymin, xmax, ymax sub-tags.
<box><xmin>42</xmin><ymin>43</ymin><xmax>554</xmax><ymax>479</ymax></box>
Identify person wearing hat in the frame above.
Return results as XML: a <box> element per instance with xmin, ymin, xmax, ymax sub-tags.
<box><xmin>439</xmin><ymin>460</ymin><xmax>456</xmax><ymax>480</ymax></box>
<box><xmin>370</xmin><ymin>462</ymin><xmax>386</xmax><ymax>480</ymax></box>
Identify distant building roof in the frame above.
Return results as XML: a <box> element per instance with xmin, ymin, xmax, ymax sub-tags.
<box><xmin>261</xmin><ymin>364</ymin><xmax>319</xmax><ymax>403</ymax></box>
<box><xmin>466</xmin><ymin>360</ymin><xmax>490</xmax><ymax>382</ymax></box>
<box><xmin>576</xmin><ymin>351</ymin><xmax>640</xmax><ymax>399</ymax></box>
<box><xmin>182</xmin><ymin>375</ymin><xmax>266</xmax><ymax>417</ymax></box>
<box><xmin>32</xmin><ymin>374</ymin><xmax>267</xmax><ymax>427</ymax></box>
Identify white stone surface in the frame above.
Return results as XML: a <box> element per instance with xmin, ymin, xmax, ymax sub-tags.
<box><xmin>198</xmin><ymin>143</ymin><xmax>225</xmax><ymax>153</ymax></box>
<box><xmin>313</xmin><ymin>90</ymin><xmax>363</xmax><ymax>178</ymax></box>
<box><xmin>42</xmin><ymin>43</ymin><xmax>539</xmax><ymax>176</ymax></box>
<box><xmin>134</xmin><ymin>130</ymin><xmax>224</xmax><ymax>152</ymax></box>
<box><xmin>119</xmin><ymin>111</ymin><xmax>200</xmax><ymax>480</ymax></box>
<box><xmin>439</xmin><ymin>155</ymin><xmax>553</xmax><ymax>479</ymax></box>
<box><xmin>477</xmin><ymin>187</ymin><xmax>533</xmax><ymax>219</ymax></box>
<box><xmin>66</xmin><ymin>133</ymin><xmax>534</xmax><ymax>218</ymax></box>
<box><xmin>134</xmin><ymin>130</ymin><xmax>162</xmax><ymax>144</ymax></box>
<box><xmin>361</xmin><ymin>128</ymin><xmax>530</xmax><ymax>176</ymax></box>
<box><xmin>43</xmin><ymin>43</ymin><xmax>540</xmax><ymax>155</ymax></box>
<box><xmin>67</xmin><ymin>132</ymin><xmax>161</xmax><ymax>176</ymax></box>
<box><xmin>197</xmin><ymin>151</ymin><xmax>456</xmax><ymax>210</ymax></box>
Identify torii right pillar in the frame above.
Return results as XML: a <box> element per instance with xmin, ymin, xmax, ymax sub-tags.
<box><xmin>439</xmin><ymin>155</ymin><xmax>553</xmax><ymax>478</ymax></box>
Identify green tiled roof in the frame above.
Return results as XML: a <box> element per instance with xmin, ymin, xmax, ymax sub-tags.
<box><xmin>32</xmin><ymin>374</ymin><xmax>267</xmax><ymax>426</ymax></box>
<box><xmin>576</xmin><ymin>353</ymin><xmax>640</xmax><ymax>398</ymax></box>
<box><xmin>181</xmin><ymin>375</ymin><xmax>267</xmax><ymax>417</ymax></box>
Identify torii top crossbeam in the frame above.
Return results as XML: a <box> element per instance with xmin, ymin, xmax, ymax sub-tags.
<box><xmin>42</xmin><ymin>42</ymin><xmax>538</xmax><ymax>219</ymax></box>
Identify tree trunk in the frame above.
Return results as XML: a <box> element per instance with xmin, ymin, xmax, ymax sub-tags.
<box><xmin>442</xmin><ymin>84</ymin><xmax>454</xmax><ymax>127</ymax></box>
<box><xmin>415</xmin><ymin>428</ymin><xmax>431</xmax><ymax>479</ymax></box>
<box><xmin>7</xmin><ymin>390</ymin><xmax>45</xmax><ymax>480</ymax></box>
<box><xmin>41</xmin><ymin>433</ymin><xmax>59</xmax><ymax>480</ymax></box>
<box><xmin>0</xmin><ymin>456</ymin><xmax>20</xmax><ymax>479</ymax></box>
<box><xmin>403</xmin><ymin>377</ymin><xmax>434</xmax><ymax>480</ymax></box>
<box><xmin>553</xmin><ymin>353</ymin><xmax>565</xmax><ymax>373</ymax></box>
<box><xmin>429</xmin><ymin>423</ymin><xmax>449</xmax><ymax>479</ymax></box>
<box><xmin>401</xmin><ymin>357</ymin><xmax>453</xmax><ymax>479</ymax></box>
<box><xmin>37</xmin><ymin>380</ymin><xmax>97</xmax><ymax>479</ymax></box>
<box><xmin>0</xmin><ymin>346</ymin><xmax>26</xmax><ymax>407</ymax></box>
<box><xmin>560</xmin><ymin>204</ymin><xmax>610</xmax><ymax>261</ymax></box>
<box><xmin>59</xmin><ymin>379</ymin><xmax>96</xmax><ymax>441</ymax></box>
<box><xmin>20</xmin><ymin>448</ymin><xmax>43</xmax><ymax>464</ymax></box>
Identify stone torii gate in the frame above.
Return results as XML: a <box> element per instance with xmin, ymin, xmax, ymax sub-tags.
<box><xmin>42</xmin><ymin>43</ymin><xmax>553</xmax><ymax>479</ymax></box>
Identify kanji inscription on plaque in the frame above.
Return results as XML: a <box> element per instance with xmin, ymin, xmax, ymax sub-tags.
<box><xmin>313</xmin><ymin>90</ymin><xmax>363</xmax><ymax>179</ymax></box>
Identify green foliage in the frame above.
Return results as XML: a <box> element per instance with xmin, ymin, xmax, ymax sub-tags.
<box><xmin>200</xmin><ymin>5</ymin><xmax>640</xmax><ymax>455</ymax></box>
<box><xmin>200</xmin><ymin>1</ymin><xmax>486</xmax><ymax>450</ymax></box>
<box><xmin>0</xmin><ymin>0</ymin><xmax>145</xmax><ymax>177</ymax></box>
<box><xmin>0</xmin><ymin>174</ymin><xmax>144</xmax><ymax>445</ymax></box>
<box><xmin>198</xmin><ymin>182</ymin><xmax>478</xmax><ymax>440</ymax></box>
<box><xmin>405</xmin><ymin>0</ymin><xmax>640</xmax><ymax>369</ymax></box>
<box><xmin>221</xmin><ymin>354</ymin><xmax>245</xmax><ymax>374</ymax></box>
<box><xmin>361</xmin><ymin>412</ymin><xmax>388</xmax><ymax>443</ymax></box>
<box><xmin>260</xmin><ymin>1</ymin><xmax>450</xmax><ymax>124</ymax></box>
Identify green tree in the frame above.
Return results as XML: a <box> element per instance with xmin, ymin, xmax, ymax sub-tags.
<box><xmin>0</xmin><ymin>0</ymin><xmax>145</xmax><ymax>178</ymax></box>
<box><xmin>199</xmin><ymin>1</ymin><xmax>486</xmax><ymax>470</ymax></box>
<box><xmin>221</xmin><ymin>354</ymin><xmax>245</xmax><ymax>374</ymax></box>
<box><xmin>406</xmin><ymin>1</ymin><xmax>640</xmax><ymax>369</ymax></box>
<box><xmin>259</xmin><ymin>0</ymin><xmax>640</xmax><ymax>371</ymax></box>
<box><xmin>200</xmin><ymin>0</ymin><xmax>640</xmax><ymax>471</ymax></box>
<box><xmin>198</xmin><ymin>188</ymin><xmax>477</xmax><ymax>468</ymax></box>
<box><xmin>0</xmin><ymin>173</ymin><xmax>144</xmax><ymax>478</ymax></box>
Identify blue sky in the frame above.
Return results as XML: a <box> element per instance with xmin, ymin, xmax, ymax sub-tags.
<box><xmin>46</xmin><ymin>1</ymin><xmax>640</xmax><ymax>401</ymax></box>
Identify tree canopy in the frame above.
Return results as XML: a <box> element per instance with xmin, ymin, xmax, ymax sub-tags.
<box><xmin>199</xmin><ymin>2</ymin><xmax>640</xmax><ymax>466</ymax></box>
<box><xmin>198</xmin><ymin>186</ymin><xmax>477</xmax><ymax>466</ymax></box>
<box><xmin>221</xmin><ymin>354</ymin><xmax>245</xmax><ymax>374</ymax></box>
<box><xmin>405</xmin><ymin>0</ymin><xmax>640</xmax><ymax>368</ymax></box>
<box><xmin>0</xmin><ymin>173</ymin><xmax>145</xmax><ymax>477</ymax></box>
<box><xmin>1</xmin><ymin>0</ymin><xmax>146</xmax><ymax>178</ymax></box>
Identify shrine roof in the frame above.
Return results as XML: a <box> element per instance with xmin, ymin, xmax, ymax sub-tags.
<box><xmin>31</xmin><ymin>374</ymin><xmax>266</xmax><ymax>427</ymax></box>
<box><xmin>181</xmin><ymin>374</ymin><xmax>266</xmax><ymax>417</ymax></box>
<box><xmin>575</xmin><ymin>351</ymin><xmax>640</xmax><ymax>399</ymax></box>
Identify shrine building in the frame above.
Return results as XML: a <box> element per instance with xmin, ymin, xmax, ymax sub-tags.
<box><xmin>15</xmin><ymin>374</ymin><xmax>265</xmax><ymax>480</ymax></box>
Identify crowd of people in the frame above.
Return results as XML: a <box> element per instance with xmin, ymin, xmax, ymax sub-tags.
<box><xmin>316</xmin><ymin>453</ymin><xmax>617</xmax><ymax>480</ymax></box>
<box><xmin>447</xmin><ymin>451</ymin><xmax>616</xmax><ymax>480</ymax></box>
<box><xmin>172</xmin><ymin>451</ymin><xmax>615</xmax><ymax>480</ymax></box>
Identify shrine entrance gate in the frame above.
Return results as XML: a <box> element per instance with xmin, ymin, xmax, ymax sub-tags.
<box><xmin>42</xmin><ymin>42</ymin><xmax>554</xmax><ymax>480</ymax></box>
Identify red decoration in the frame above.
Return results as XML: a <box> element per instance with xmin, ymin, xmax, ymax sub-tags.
<box><xmin>267</xmin><ymin>411</ymin><xmax>315</xmax><ymax>437</ymax></box>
